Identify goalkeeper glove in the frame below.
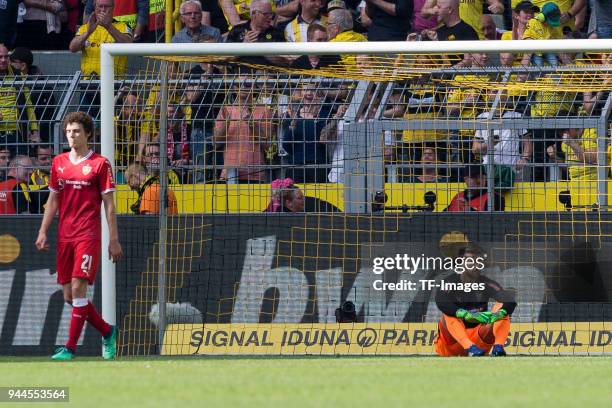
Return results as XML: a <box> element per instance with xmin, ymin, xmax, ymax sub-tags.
<box><xmin>455</xmin><ymin>309</ymin><xmax>492</xmax><ymax>324</ymax></box>
<box><xmin>489</xmin><ymin>308</ymin><xmax>508</xmax><ymax>323</ymax></box>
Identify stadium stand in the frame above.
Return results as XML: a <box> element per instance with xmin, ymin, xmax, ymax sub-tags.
<box><xmin>0</xmin><ymin>0</ymin><xmax>610</xmax><ymax>214</ymax></box>
<box><xmin>1</xmin><ymin>0</ymin><xmax>612</xmax><ymax>363</ymax></box>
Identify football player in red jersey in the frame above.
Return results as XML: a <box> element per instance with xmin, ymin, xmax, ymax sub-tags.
<box><xmin>35</xmin><ymin>111</ymin><xmax>123</xmax><ymax>361</ymax></box>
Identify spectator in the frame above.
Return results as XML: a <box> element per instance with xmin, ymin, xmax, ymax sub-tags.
<box><xmin>225</xmin><ymin>0</ymin><xmax>284</xmax><ymax>43</ymax></box>
<box><xmin>15</xmin><ymin>0</ymin><xmax>68</xmax><ymax>50</ymax></box>
<box><xmin>69</xmin><ymin>0</ymin><xmax>133</xmax><ymax>117</ymax></box>
<box><xmin>528</xmin><ymin>31</ymin><xmax>581</xmax><ymax>181</ymax></box>
<box><xmin>500</xmin><ymin>1</ymin><xmax>539</xmax><ymax>67</ymax></box>
<box><xmin>184</xmin><ymin>42</ymin><xmax>226</xmax><ymax>183</ymax></box>
<box><xmin>31</xmin><ymin>144</ymin><xmax>53</xmax><ymax>186</ymax></box>
<box><xmin>429</xmin><ymin>0</ymin><xmax>480</xmax><ymax>67</ymax></box>
<box><xmin>136</xmin><ymin>79</ymin><xmax>186</xmax><ymax>164</ymax></box>
<box><xmin>142</xmin><ymin>143</ymin><xmax>181</xmax><ymax>185</ymax></box>
<box><xmin>172</xmin><ymin>0</ymin><xmax>223</xmax><ymax>43</ymax></box>
<box><xmin>143</xmin><ymin>143</ymin><xmax>160</xmax><ymax>169</ymax></box>
<box><xmin>69</xmin><ymin>0</ymin><xmax>133</xmax><ymax>73</ymax></box>
<box><xmin>125</xmin><ymin>162</ymin><xmax>178</xmax><ymax>215</ymax></box>
<box><xmin>283</xmin><ymin>84</ymin><xmax>332</xmax><ymax>183</ymax></box>
<box><xmin>479</xmin><ymin>15</ymin><xmax>501</xmax><ymax>65</ymax></box>
<box><xmin>322</xmin><ymin>104</ymin><xmax>348</xmax><ymax>183</ymax></box>
<box><xmin>327</xmin><ymin>8</ymin><xmax>367</xmax><ymax>67</ymax></box>
<box><xmin>219</xmin><ymin>0</ymin><xmax>303</xmax><ymax>28</ymax></box>
<box><xmin>9</xmin><ymin>46</ymin><xmax>40</xmax><ymax>78</ymax></box>
<box><xmin>481</xmin><ymin>14</ymin><xmax>501</xmax><ymax>40</ymax></box>
<box><xmin>114</xmin><ymin>89</ymin><xmax>143</xmax><ymax>171</ymax></box>
<box><xmin>472</xmin><ymin>101</ymin><xmax>532</xmax><ymax>182</ymax></box>
<box><xmin>0</xmin><ymin>148</ymin><xmax>10</xmax><ymax>181</ymax></box>
<box><xmin>589</xmin><ymin>0</ymin><xmax>612</xmax><ymax>38</ymax></box>
<box><xmin>364</xmin><ymin>0</ymin><xmax>413</xmax><ymax>41</ymax></box>
<box><xmin>166</xmin><ymin>105</ymin><xmax>190</xmax><ymax>164</ymax></box>
<box><xmin>155</xmin><ymin>105</ymin><xmax>191</xmax><ymax>183</ymax></box>
<box><xmin>265</xmin><ymin>177</ymin><xmax>305</xmax><ymax>212</ymax></box>
<box><xmin>10</xmin><ymin>47</ymin><xmax>56</xmax><ymax>144</ymax></box>
<box><xmin>28</xmin><ymin>145</ymin><xmax>52</xmax><ymax>212</ymax></box>
<box><xmin>290</xmin><ymin>23</ymin><xmax>332</xmax><ymax>69</ymax></box>
<box><xmin>327</xmin><ymin>8</ymin><xmax>367</xmax><ymax>42</ymax></box>
<box><xmin>582</xmin><ymin>53</ymin><xmax>612</xmax><ymax>115</ymax></box>
<box><xmin>386</xmin><ymin>44</ymin><xmax>447</xmax><ymax>159</ymax></box>
<box><xmin>138</xmin><ymin>87</ymin><xmax>162</xmax><ymax>162</ymax></box>
<box><xmin>214</xmin><ymin>76</ymin><xmax>276</xmax><ymax>183</ymax></box>
<box><xmin>0</xmin><ymin>0</ymin><xmax>19</xmax><ymax>48</ymax></box>
<box><xmin>446</xmin><ymin>53</ymin><xmax>494</xmax><ymax>166</ymax></box>
<box><xmin>84</xmin><ymin>0</ymin><xmax>149</xmax><ymax>42</ymax></box>
<box><xmin>226</xmin><ymin>0</ymin><xmax>287</xmax><ymax>67</ymax></box>
<box><xmin>405</xmin><ymin>145</ymin><xmax>445</xmax><ymax>183</ymax></box>
<box><xmin>544</xmin><ymin>49</ymin><xmax>609</xmax><ymax>181</ymax></box>
<box><xmin>0</xmin><ymin>155</ymin><xmax>46</xmax><ymax>214</ymax></box>
<box><xmin>0</xmin><ymin>44</ymin><xmax>39</xmax><ymax>157</ymax></box>
<box><xmin>412</xmin><ymin>0</ymin><xmax>438</xmax><ymax>31</ymax></box>
<box><xmin>520</xmin><ymin>2</ymin><xmax>563</xmax><ymax>67</ymax></box>
<box><xmin>547</xmin><ymin>128</ymin><xmax>598</xmax><ymax>181</ymax></box>
<box><xmin>445</xmin><ymin>164</ymin><xmax>505</xmax><ymax>211</ymax></box>
<box><xmin>422</xmin><ymin>0</ymin><xmax>504</xmax><ymax>40</ymax></box>
<box><xmin>285</xmin><ymin>0</ymin><xmax>325</xmax><ymax>42</ymax></box>
<box><xmin>201</xmin><ymin>0</ymin><xmax>230</xmax><ymax>35</ymax></box>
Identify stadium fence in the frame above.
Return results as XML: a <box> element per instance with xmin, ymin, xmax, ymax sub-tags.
<box><xmin>0</xmin><ymin>39</ymin><xmax>611</xmax><ymax>355</ymax></box>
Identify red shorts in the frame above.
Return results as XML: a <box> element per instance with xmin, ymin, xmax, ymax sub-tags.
<box><xmin>56</xmin><ymin>240</ymin><xmax>100</xmax><ymax>285</ymax></box>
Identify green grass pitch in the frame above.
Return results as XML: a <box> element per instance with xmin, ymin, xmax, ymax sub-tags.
<box><xmin>1</xmin><ymin>356</ymin><xmax>610</xmax><ymax>407</ymax></box>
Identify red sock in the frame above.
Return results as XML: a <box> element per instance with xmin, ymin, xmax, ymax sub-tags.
<box><xmin>66</xmin><ymin>305</ymin><xmax>88</xmax><ymax>352</ymax></box>
<box><xmin>87</xmin><ymin>302</ymin><xmax>111</xmax><ymax>338</ymax></box>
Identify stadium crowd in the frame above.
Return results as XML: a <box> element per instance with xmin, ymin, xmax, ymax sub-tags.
<box><xmin>1</xmin><ymin>0</ymin><xmax>611</xmax><ymax>213</ymax></box>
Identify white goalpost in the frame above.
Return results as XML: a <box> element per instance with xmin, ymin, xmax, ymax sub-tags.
<box><xmin>99</xmin><ymin>38</ymin><xmax>612</xmax><ymax>339</ymax></box>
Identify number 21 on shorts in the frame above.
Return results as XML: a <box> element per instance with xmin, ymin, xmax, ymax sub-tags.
<box><xmin>81</xmin><ymin>254</ymin><xmax>93</xmax><ymax>274</ymax></box>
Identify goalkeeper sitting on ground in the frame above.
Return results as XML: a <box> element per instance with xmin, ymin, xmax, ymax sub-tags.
<box><xmin>434</xmin><ymin>244</ymin><xmax>516</xmax><ymax>357</ymax></box>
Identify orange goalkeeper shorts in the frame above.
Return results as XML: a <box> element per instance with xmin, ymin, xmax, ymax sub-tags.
<box><xmin>434</xmin><ymin>316</ymin><xmax>495</xmax><ymax>357</ymax></box>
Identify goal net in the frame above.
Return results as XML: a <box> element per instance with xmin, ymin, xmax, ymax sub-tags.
<box><xmin>99</xmin><ymin>40</ymin><xmax>612</xmax><ymax>356</ymax></box>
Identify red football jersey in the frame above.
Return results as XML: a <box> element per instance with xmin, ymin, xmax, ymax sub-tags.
<box><xmin>49</xmin><ymin>151</ymin><xmax>115</xmax><ymax>242</ymax></box>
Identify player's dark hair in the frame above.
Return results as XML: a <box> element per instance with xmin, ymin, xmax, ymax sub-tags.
<box><xmin>63</xmin><ymin>111</ymin><xmax>95</xmax><ymax>140</ymax></box>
